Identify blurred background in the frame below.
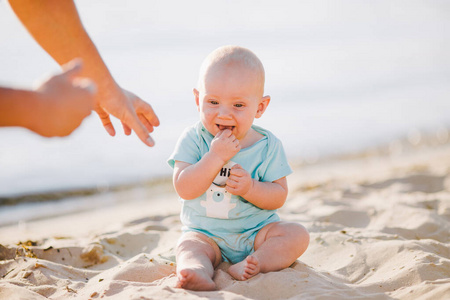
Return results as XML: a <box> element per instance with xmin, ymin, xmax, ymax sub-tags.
<box><xmin>0</xmin><ymin>0</ymin><xmax>449</xmax><ymax>202</ymax></box>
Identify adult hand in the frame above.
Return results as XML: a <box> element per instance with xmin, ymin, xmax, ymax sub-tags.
<box><xmin>33</xmin><ymin>59</ymin><xmax>95</xmax><ymax>137</ymax></box>
<box><xmin>8</xmin><ymin>0</ymin><xmax>160</xmax><ymax>146</ymax></box>
<box><xmin>94</xmin><ymin>85</ymin><xmax>160</xmax><ymax>147</ymax></box>
<box><xmin>210</xmin><ymin>129</ymin><xmax>241</xmax><ymax>163</ymax></box>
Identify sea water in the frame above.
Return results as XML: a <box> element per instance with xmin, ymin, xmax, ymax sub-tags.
<box><xmin>1</xmin><ymin>0</ymin><xmax>450</xmax><ymax>198</ymax></box>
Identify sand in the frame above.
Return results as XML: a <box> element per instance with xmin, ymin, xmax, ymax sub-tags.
<box><xmin>1</xmin><ymin>142</ymin><xmax>449</xmax><ymax>299</ymax></box>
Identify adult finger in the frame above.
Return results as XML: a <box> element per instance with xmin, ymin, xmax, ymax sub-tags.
<box><xmin>137</xmin><ymin>100</ymin><xmax>160</xmax><ymax>127</ymax></box>
<box><xmin>121</xmin><ymin>121</ymin><xmax>132</xmax><ymax>136</ymax></box>
<box><xmin>128</xmin><ymin>94</ymin><xmax>158</xmax><ymax>146</ymax></box>
<box><xmin>123</xmin><ymin>108</ymin><xmax>155</xmax><ymax>147</ymax></box>
<box><xmin>72</xmin><ymin>77</ymin><xmax>97</xmax><ymax>96</ymax></box>
<box><xmin>95</xmin><ymin>107</ymin><xmax>116</xmax><ymax>136</ymax></box>
<box><xmin>60</xmin><ymin>58</ymin><xmax>83</xmax><ymax>79</ymax></box>
<box><xmin>138</xmin><ymin>114</ymin><xmax>154</xmax><ymax>133</ymax></box>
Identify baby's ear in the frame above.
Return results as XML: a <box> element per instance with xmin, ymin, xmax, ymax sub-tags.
<box><xmin>193</xmin><ymin>88</ymin><xmax>200</xmax><ymax>111</ymax></box>
<box><xmin>255</xmin><ymin>95</ymin><xmax>270</xmax><ymax>118</ymax></box>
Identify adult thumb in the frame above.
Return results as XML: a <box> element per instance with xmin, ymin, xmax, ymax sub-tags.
<box><xmin>60</xmin><ymin>58</ymin><xmax>83</xmax><ymax>79</ymax></box>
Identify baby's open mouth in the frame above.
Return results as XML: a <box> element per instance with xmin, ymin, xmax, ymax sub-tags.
<box><xmin>217</xmin><ymin>124</ymin><xmax>235</xmax><ymax>131</ymax></box>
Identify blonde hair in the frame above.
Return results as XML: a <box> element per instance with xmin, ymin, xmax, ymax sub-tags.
<box><xmin>197</xmin><ymin>45</ymin><xmax>265</xmax><ymax>94</ymax></box>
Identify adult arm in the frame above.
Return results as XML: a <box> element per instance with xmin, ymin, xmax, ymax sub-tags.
<box><xmin>8</xmin><ymin>0</ymin><xmax>159</xmax><ymax>146</ymax></box>
<box><xmin>0</xmin><ymin>60</ymin><xmax>95</xmax><ymax>137</ymax></box>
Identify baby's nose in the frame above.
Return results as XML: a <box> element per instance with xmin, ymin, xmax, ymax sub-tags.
<box><xmin>218</xmin><ymin>106</ymin><xmax>232</xmax><ymax>118</ymax></box>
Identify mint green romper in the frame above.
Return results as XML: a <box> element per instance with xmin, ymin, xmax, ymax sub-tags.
<box><xmin>168</xmin><ymin>122</ymin><xmax>292</xmax><ymax>264</ymax></box>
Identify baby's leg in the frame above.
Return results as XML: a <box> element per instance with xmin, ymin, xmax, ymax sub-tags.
<box><xmin>176</xmin><ymin>231</ymin><xmax>222</xmax><ymax>291</ymax></box>
<box><xmin>228</xmin><ymin>221</ymin><xmax>309</xmax><ymax>280</ymax></box>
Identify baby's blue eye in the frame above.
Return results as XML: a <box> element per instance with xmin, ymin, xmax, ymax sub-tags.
<box><xmin>234</xmin><ymin>103</ymin><xmax>244</xmax><ymax>108</ymax></box>
<box><xmin>210</xmin><ymin>100</ymin><xmax>219</xmax><ymax>105</ymax></box>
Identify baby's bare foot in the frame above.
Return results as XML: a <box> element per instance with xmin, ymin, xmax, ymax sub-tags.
<box><xmin>228</xmin><ymin>255</ymin><xmax>260</xmax><ymax>280</ymax></box>
<box><xmin>176</xmin><ymin>268</ymin><xmax>216</xmax><ymax>291</ymax></box>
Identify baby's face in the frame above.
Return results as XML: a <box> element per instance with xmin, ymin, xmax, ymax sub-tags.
<box><xmin>195</xmin><ymin>63</ymin><xmax>265</xmax><ymax>141</ymax></box>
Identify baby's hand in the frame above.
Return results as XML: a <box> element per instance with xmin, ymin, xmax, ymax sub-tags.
<box><xmin>226</xmin><ymin>164</ymin><xmax>253</xmax><ymax>197</ymax></box>
<box><xmin>210</xmin><ymin>129</ymin><xmax>241</xmax><ymax>163</ymax></box>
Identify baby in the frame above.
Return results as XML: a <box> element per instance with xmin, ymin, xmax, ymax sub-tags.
<box><xmin>168</xmin><ymin>45</ymin><xmax>309</xmax><ymax>291</ymax></box>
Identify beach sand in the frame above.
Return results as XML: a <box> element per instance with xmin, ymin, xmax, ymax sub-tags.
<box><xmin>1</xmin><ymin>141</ymin><xmax>449</xmax><ymax>299</ymax></box>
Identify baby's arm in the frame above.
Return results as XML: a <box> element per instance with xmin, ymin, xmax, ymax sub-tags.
<box><xmin>173</xmin><ymin>129</ymin><xmax>240</xmax><ymax>200</ymax></box>
<box><xmin>226</xmin><ymin>164</ymin><xmax>288</xmax><ymax>210</ymax></box>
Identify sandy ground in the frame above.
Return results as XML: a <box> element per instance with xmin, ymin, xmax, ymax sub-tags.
<box><xmin>1</xmin><ymin>142</ymin><xmax>449</xmax><ymax>299</ymax></box>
